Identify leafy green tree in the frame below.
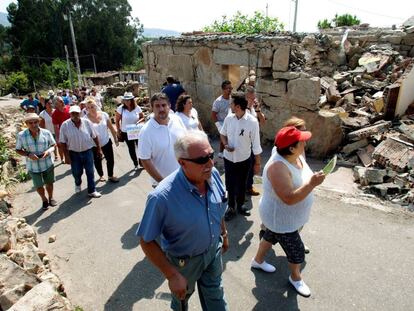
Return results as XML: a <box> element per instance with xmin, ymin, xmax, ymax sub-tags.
<box><xmin>317</xmin><ymin>13</ymin><xmax>360</xmax><ymax>29</ymax></box>
<box><xmin>203</xmin><ymin>11</ymin><xmax>284</xmax><ymax>34</ymax></box>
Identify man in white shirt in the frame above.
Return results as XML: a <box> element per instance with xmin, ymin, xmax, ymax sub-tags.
<box><xmin>59</xmin><ymin>105</ymin><xmax>102</xmax><ymax>198</ymax></box>
<box><xmin>220</xmin><ymin>92</ymin><xmax>262</xmax><ymax>220</ymax></box>
<box><xmin>138</xmin><ymin>92</ymin><xmax>186</xmax><ymax>186</ymax></box>
<box><xmin>212</xmin><ymin>80</ymin><xmax>232</xmax><ymax>158</ymax></box>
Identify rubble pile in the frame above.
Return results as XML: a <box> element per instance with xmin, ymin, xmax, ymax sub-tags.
<box><xmin>0</xmin><ymin>191</ymin><xmax>73</xmax><ymax>310</ymax></box>
<box><xmin>292</xmin><ymin>31</ymin><xmax>414</xmax><ymax>206</ymax></box>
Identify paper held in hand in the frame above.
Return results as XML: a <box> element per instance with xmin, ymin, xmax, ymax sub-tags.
<box><xmin>322</xmin><ymin>155</ymin><xmax>337</xmax><ymax>175</ymax></box>
<box><xmin>126</xmin><ymin>123</ymin><xmax>144</xmax><ymax>140</ymax></box>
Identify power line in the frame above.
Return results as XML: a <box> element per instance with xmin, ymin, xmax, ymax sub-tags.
<box><xmin>326</xmin><ymin>0</ymin><xmax>404</xmax><ymax>21</ymax></box>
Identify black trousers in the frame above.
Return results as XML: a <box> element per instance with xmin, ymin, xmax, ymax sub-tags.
<box><xmin>92</xmin><ymin>139</ymin><xmax>115</xmax><ymax>177</ymax></box>
<box><xmin>224</xmin><ymin>157</ymin><xmax>251</xmax><ymax>209</ymax></box>
<box><xmin>121</xmin><ymin>131</ymin><xmax>138</xmax><ymax>166</ymax></box>
<box><xmin>246</xmin><ymin>151</ymin><xmax>255</xmax><ymax>190</ymax></box>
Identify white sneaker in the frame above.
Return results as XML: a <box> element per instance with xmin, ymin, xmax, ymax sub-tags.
<box><xmin>251</xmin><ymin>258</ymin><xmax>276</xmax><ymax>273</ymax></box>
<box><xmin>289</xmin><ymin>275</ymin><xmax>311</xmax><ymax>297</ymax></box>
<box><xmin>75</xmin><ymin>185</ymin><xmax>81</xmax><ymax>194</ymax></box>
<box><xmin>88</xmin><ymin>191</ymin><xmax>102</xmax><ymax>198</ymax></box>
<box><xmin>218</xmin><ymin>152</ymin><xmax>223</xmax><ymax>159</ymax></box>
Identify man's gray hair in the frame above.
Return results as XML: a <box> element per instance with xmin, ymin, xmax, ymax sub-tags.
<box><xmin>174</xmin><ymin>131</ymin><xmax>209</xmax><ymax>159</ymax></box>
<box><xmin>52</xmin><ymin>96</ymin><xmax>63</xmax><ymax>106</ymax></box>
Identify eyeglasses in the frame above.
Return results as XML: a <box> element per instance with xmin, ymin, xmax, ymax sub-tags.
<box><xmin>26</xmin><ymin>121</ymin><xmax>39</xmax><ymax>125</ymax></box>
<box><xmin>182</xmin><ymin>152</ymin><xmax>214</xmax><ymax>164</ymax></box>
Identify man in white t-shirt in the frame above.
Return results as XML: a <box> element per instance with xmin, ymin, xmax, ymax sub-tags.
<box><xmin>212</xmin><ymin>80</ymin><xmax>232</xmax><ymax>158</ymax></box>
<box><xmin>138</xmin><ymin>92</ymin><xmax>186</xmax><ymax>186</ymax></box>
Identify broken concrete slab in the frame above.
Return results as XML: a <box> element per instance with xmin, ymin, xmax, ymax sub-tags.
<box><xmin>357</xmin><ymin>144</ymin><xmax>375</xmax><ymax>167</ymax></box>
<box><xmin>341</xmin><ymin>138</ymin><xmax>369</xmax><ymax>154</ymax></box>
<box><xmin>287</xmin><ymin>77</ymin><xmax>320</xmax><ymax>111</ymax></box>
<box><xmin>370</xmin><ymin>183</ymin><xmax>401</xmax><ymax>197</ymax></box>
<box><xmin>354</xmin><ymin>166</ymin><xmax>387</xmax><ymax>184</ymax></box>
<box><xmin>272</xmin><ymin>45</ymin><xmax>290</xmax><ymax>71</ymax></box>
<box><xmin>372</xmin><ymin>137</ymin><xmax>414</xmax><ymax>172</ymax></box>
<box><xmin>347</xmin><ymin>121</ymin><xmax>392</xmax><ymax>140</ymax></box>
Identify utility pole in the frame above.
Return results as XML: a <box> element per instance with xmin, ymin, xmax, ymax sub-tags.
<box><xmin>64</xmin><ymin>45</ymin><xmax>73</xmax><ymax>89</ymax></box>
<box><xmin>91</xmin><ymin>54</ymin><xmax>97</xmax><ymax>74</ymax></box>
<box><xmin>266</xmin><ymin>3</ymin><xmax>268</xmax><ymax>17</ymax></box>
<box><xmin>67</xmin><ymin>9</ymin><xmax>82</xmax><ymax>87</ymax></box>
<box><xmin>292</xmin><ymin>0</ymin><xmax>299</xmax><ymax>32</ymax></box>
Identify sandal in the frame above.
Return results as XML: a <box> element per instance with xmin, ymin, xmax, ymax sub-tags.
<box><xmin>42</xmin><ymin>200</ymin><xmax>49</xmax><ymax>211</ymax></box>
<box><xmin>98</xmin><ymin>176</ymin><xmax>106</xmax><ymax>182</ymax></box>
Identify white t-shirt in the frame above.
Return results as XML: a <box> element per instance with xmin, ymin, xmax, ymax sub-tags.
<box><xmin>138</xmin><ymin>115</ymin><xmax>187</xmax><ymax>183</ymax></box>
<box><xmin>116</xmin><ymin>105</ymin><xmax>143</xmax><ymax>132</ymax></box>
<box><xmin>39</xmin><ymin>110</ymin><xmax>55</xmax><ymax>134</ymax></box>
<box><xmin>86</xmin><ymin>112</ymin><xmax>110</xmax><ymax>146</ymax></box>
<box><xmin>212</xmin><ymin>95</ymin><xmax>231</xmax><ymax>122</ymax></box>
<box><xmin>175</xmin><ymin>108</ymin><xmax>200</xmax><ymax>131</ymax></box>
<box><xmin>220</xmin><ymin>112</ymin><xmax>262</xmax><ymax>163</ymax></box>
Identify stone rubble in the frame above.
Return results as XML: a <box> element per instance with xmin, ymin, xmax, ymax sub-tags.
<box><xmin>0</xmin><ymin>197</ymin><xmax>73</xmax><ymax>310</ymax></box>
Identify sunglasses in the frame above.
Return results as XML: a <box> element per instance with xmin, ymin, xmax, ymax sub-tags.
<box><xmin>182</xmin><ymin>152</ymin><xmax>214</xmax><ymax>164</ymax></box>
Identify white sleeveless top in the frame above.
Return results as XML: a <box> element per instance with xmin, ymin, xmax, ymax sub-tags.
<box><xmin>259</xmin><ymin>152</ymin><xmax>314</xmax><ymax>233</ymax></box>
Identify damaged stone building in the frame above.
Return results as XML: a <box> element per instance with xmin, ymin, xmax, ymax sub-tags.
<box><xmin>142</xmin><ymin>27</ymin><xmax>414</xmax><ymax>162</ymax></box>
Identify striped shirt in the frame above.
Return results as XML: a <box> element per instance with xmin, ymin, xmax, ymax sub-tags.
<box><xmin>16</xmin><ymin>128</ymin><xmax>56</xmax><ymax>173</ymax></box>
<box><xmin>59</xmin><ymin>118</ymin><xmax>97</xmax><ymax>152</ymax></box>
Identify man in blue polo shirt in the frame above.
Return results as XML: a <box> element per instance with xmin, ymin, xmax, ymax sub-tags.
<box><xmin>161</xmin><ymin>75</ymin><xmax>185</xmax><ymax>111</ymax></box>
<box><xmin>137</xmin><ymin>131</ymin><xmax>229</xmax><ymax>311</ymax></box>
<box><xmin>20</xmin><ymin>94</ymin><xmax>39</xmax><ymax>113</ymax></box>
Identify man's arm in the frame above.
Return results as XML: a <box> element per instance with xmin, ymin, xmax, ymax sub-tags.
<box><xmin>220</xmin><ymin>219</ymin><xmax>229</xmax><ymax>253</ymax></box>
<box><xmin>140</xmin><ymin>239</ymin><xmax>187</xmax><ymax>300</ymax></box>
<box><xmin>60</xmin><ymin>142</ymin><xmax>70</xmax><ymax>164</ymax></box>
<box><xmin>140</xmin><ymin>159</ymin><xmax>164</xmax><ymax>182</ymax></box>
<box><xmin>211</xmin><ymin>111</ymin><xmax>218</xmax><ymax>123</ymax></box>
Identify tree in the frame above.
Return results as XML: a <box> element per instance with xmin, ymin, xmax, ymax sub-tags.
<box><xmin>203</xmin><ymin>11</ymin><xmax>284</xmax><ymax>34</ymax></box>
<box><xmin>317</xmin><ymin>13</ymin><xmax>360</xmax><ymax>29</ymax></box>
<box><xmin>6</xmin><ymin>0</ymin><xmax>143</xmax><ymax>71</ymax></box>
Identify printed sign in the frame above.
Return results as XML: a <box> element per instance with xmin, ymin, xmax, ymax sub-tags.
<box><xmin>126</xmin><ymin>123</ymin><xmax>144</xmax><ymax>140</ymax></box>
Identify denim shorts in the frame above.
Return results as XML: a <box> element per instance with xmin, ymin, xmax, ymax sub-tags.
<box><xmin>263</xmin><ymin>229</ymin><xmax>305</xmax><ymax>264</ymax></box>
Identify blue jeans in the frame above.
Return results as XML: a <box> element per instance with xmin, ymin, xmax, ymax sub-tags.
<box><xmin>69</xmin><ymin>149</ymin><xmax>96</xmax><ymax>194</ymax></box>
<box><xmin>167</xmin><ymin>239</ymin><xmax>228</xmax><ymax>311</ymax></box>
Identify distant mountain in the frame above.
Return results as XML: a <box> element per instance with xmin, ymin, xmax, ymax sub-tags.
<box><xmin>143</xmin><ymin>28</ymin><xmax>181</xmax><ymax>38</ymax></box>
<box><xmin>0</xmin><ymin>12</ymin><xmax>10</xmax><ymax>27</ymax></box>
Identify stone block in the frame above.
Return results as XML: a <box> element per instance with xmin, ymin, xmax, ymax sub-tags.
<box><xmin>194</xmin><ymin>47</ymin><xmax>212</xmax><ymax>66</ymax></box>
<box><xmin>272</xmin><ymin>45</ymin><xmax>290</xmax><ymax>71</ymax></box>
<box><xmin>380</xmin><ymin>34</ymin><xmax>404</xmax><ymax>45</ymax></box>
<box><xmin>272</xmin><ymin>71</ymin><xmax>300</xmax><ymax>80</ymax></box>
<box><xmin>256</xmin><ymin>68</ymin><xmax>272</xmax><ymax>77</ymax></box>
<box><xmin>167</xmin><ymin>55</ymin><xmax>194</xmax><ymax>81</ymax></box>
<box><xmin>256</xmin><ymin>78</ymin><xmax>286</xmax><ymax>97</ymax></box>
<box><xmin>301</xmin><ymin>110</ymin><xmax>343</xmax><ymax>158</ymax></box>
<box><xmin>8</xmin><ymin>281</ymin><xmax>73</xmax><ymax>311</ymax></box>
<box><xmin>257</xmin><ymin>48</ymin><xmax>273</xmax><ymax>68</ymax></box>
<box><xmin>341</xmin><ymin>139</ymin><xmax>369</xmax><ymax>154</ymax></box>
<box><xmin>287</xmin><ymin>77</ymin><xmax>321</xmax><ymax>111</ymax></box>
<box><xmin>409</xmin><ymin>47</ymin><xmax>414</xmax><ymax>57</ymax></box>
<box><xmin>402</xmin><ymin>34</ymin><xmax>414</xmax><ymax>45</ymax></box>
<box><xmin>213</xmin><ymin>49</ymin><xmax>249</xmax><ymax>65</ymax></box>
<box><xmin>260</xmin><ymin>94</ymin><xmax>289</xmax><ymax>112</ymax></box>
<box><xmin>0</xmin><ymin>255</ymin><xmax>39</xmax><ymax>306</ymax></box>
<box><xmin>20</xmin><ymin>243</ymin><xmax>44</xmax><ymax>274</ymax></box>
<box><xmin>0</xmin><ymin>221</ymin><xmax>10</xmax><ymax>251</ymax></box>
<box><xmin>172</xmin><ymin>46</ymin><xmax>198</xmax><ymax>55</ymax></box>
<box><xmin>0</xmin><ymin>284</ymin><xmax>27</xmax><ymax>310</ymax></box>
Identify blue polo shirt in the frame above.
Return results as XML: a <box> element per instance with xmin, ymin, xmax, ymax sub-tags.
<box><xmin>162</xmin><ymin>83</ymin><xmax>185</xmax><ymax>111</ymax></box>
<box><xmin>136</xmin><ymin>167</ymin><xmax>227</xmax><ymax>257</ymax></box>
<box><xmin>20</xmin><ymin>98</ymin><xmax>39</xmax><ymax>111</ymax></box>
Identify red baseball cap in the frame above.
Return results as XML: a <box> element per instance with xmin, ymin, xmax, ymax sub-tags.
<box><xmin>274</xmin><ymin>126</ymin><xmax>312</xmax><ymax>149</ymax></box>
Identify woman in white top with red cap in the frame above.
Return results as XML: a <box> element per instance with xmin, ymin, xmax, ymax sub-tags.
<box><xmin>251</xmin><ymin>126</ymin><xmax>325</xmax><ymax>298</ymax></box>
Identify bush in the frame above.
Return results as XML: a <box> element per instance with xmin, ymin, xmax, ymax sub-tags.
<box><xmin>317</xmin><ymin>19</ymin><xmax>331</xmax><ymax>29</ymax></box>
<box><xmin>3</xmin><ymin>71</ymin><xmax>29</xmax><ymax>95</ymax></box>
<box><xmin>203</xmin><ymin>11</ymin><xmax>284</xmax><ymax>34</ymax></box>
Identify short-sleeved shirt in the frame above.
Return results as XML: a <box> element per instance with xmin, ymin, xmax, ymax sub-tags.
<box><xmin>162</xmin><ymin>83</ymin><xmax>185</xmax><ymax>111</ymax></box>
<box><xmin>16</xmin><ymin>128</ymin><xmax>56</xmax><ymax>173</ymax></box>
<box><xmin>220</xmin><ymin>112</ymin><xmax>262</xmax><ymax>163</ymax></box>
<box><xmin>39</xmin><ymin>110</ymin><xmax>55</xmax><ymax>134</ymax></box>
<box><xmin>86</xmin><ymin>112</ymin><xmax>110</xmax><ymax>146</ymax></box>
<box><xmin>116</xmin><ymin>105</ymin><xmax>143</xmax><ymax>132</ymax></box>
<box><xmin>175</xmin><ymin>108</ymin><xmax>200</xmax><ymax>131</ymax></box>
<box><xmin>20</xmin><ymin>99</ymin><xmax>39</xmax><ymax>111</ymax></box>
<box><xmin>138</xmin><ymin>115</ymin><xmax>186</xmax><ymax>183</ymax></box>
<box><xmin>52</xmin><ymin>106</ymin><xmax>70</xmax><ymax>127</ymax></box>
<box><xmin>59</xmin><ymin>118</ymin><xmax>97</xmax><ymax>152</ymax></box>
<box><xmin>212</xmin><ymin>95</ymin><xmax>231</xmax><ymax>122</ymax></box>
<box><xmin>136</xmin><ymin>167</ymin><xmax>227</xmax><ymax>257</ymax></box>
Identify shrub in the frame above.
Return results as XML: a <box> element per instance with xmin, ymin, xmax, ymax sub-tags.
<box><xmin>3</xmin><ymin>71</ymin><xmax>29</xmax><ymax>95</ymax></box>
<box><xmin>317</xmin><ymin>13</ymin><xmax>360</xmax><ymax>29</ymax></box>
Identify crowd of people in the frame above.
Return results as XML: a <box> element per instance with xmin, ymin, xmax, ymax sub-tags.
<box><xmin>15</xmin><ymin>74</ymin><xmax>326</xmax><ymax>310</ymax></box>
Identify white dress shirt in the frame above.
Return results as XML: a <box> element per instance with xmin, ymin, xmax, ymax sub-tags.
<box><xmin>220</xmin><ymin>111</ymin><xmax>262</xmax><ymax>163</ymax></box>
<box><xmin>59</xmin><ymin>118</ymin><xmax>97</xmax><ymax>152</ymax></box>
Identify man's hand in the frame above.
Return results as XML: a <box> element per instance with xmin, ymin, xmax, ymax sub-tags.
<box><xmin>222</xmin><ymin>236</ymin><xmax>229</xmax><ymax>253</ymax></box>
<box><xmin>253</xmin><ymin>162</ymin><xmax>261</xmax><ymax>175</ymax></box>
<box><xmin>96</xmin><ymin>147</ymin><xmax>103</xmax><ymax>158</ymax></box>
<box><xmin>224</xmin><ymin>145</ymin><xmax>235</xmax><ymax>152</ymax></box>
<box><xmin>28</xmin><ymin>153</ymin><xmax>39</xmax><ymax>161</ymax></box>
<box><xmin>167</xmin><ymin>272</ymin><xmax>187</xmax><ymax>301</ymax></box>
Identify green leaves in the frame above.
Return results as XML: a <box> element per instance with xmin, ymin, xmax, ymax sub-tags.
<box><xmin>317</xmin><ymin>13</ymin><xmax>361</xmax><ymax>29</ymax></box>
<box><xmin>203</xmin><ymin>11</ymin><xmax>284</xmax><ymax>34</ymax></box>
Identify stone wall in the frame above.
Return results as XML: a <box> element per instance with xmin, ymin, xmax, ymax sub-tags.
<box><xmin>142</xmin><ymin>29</ymin><xmax>414</xmax><ymax>158</ymax></box>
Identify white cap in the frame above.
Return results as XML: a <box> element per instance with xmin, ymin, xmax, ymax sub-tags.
<box><xmin>69</xmin><ymin>105</ymin><xmax>81</xmax><ymax>113</ymax></box>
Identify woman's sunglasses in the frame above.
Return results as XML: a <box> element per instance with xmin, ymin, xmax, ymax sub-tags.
<box><xmin>182</xmin><ymin>152</ymin><xmax>214</xmax><ymax>164</ymax></box>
